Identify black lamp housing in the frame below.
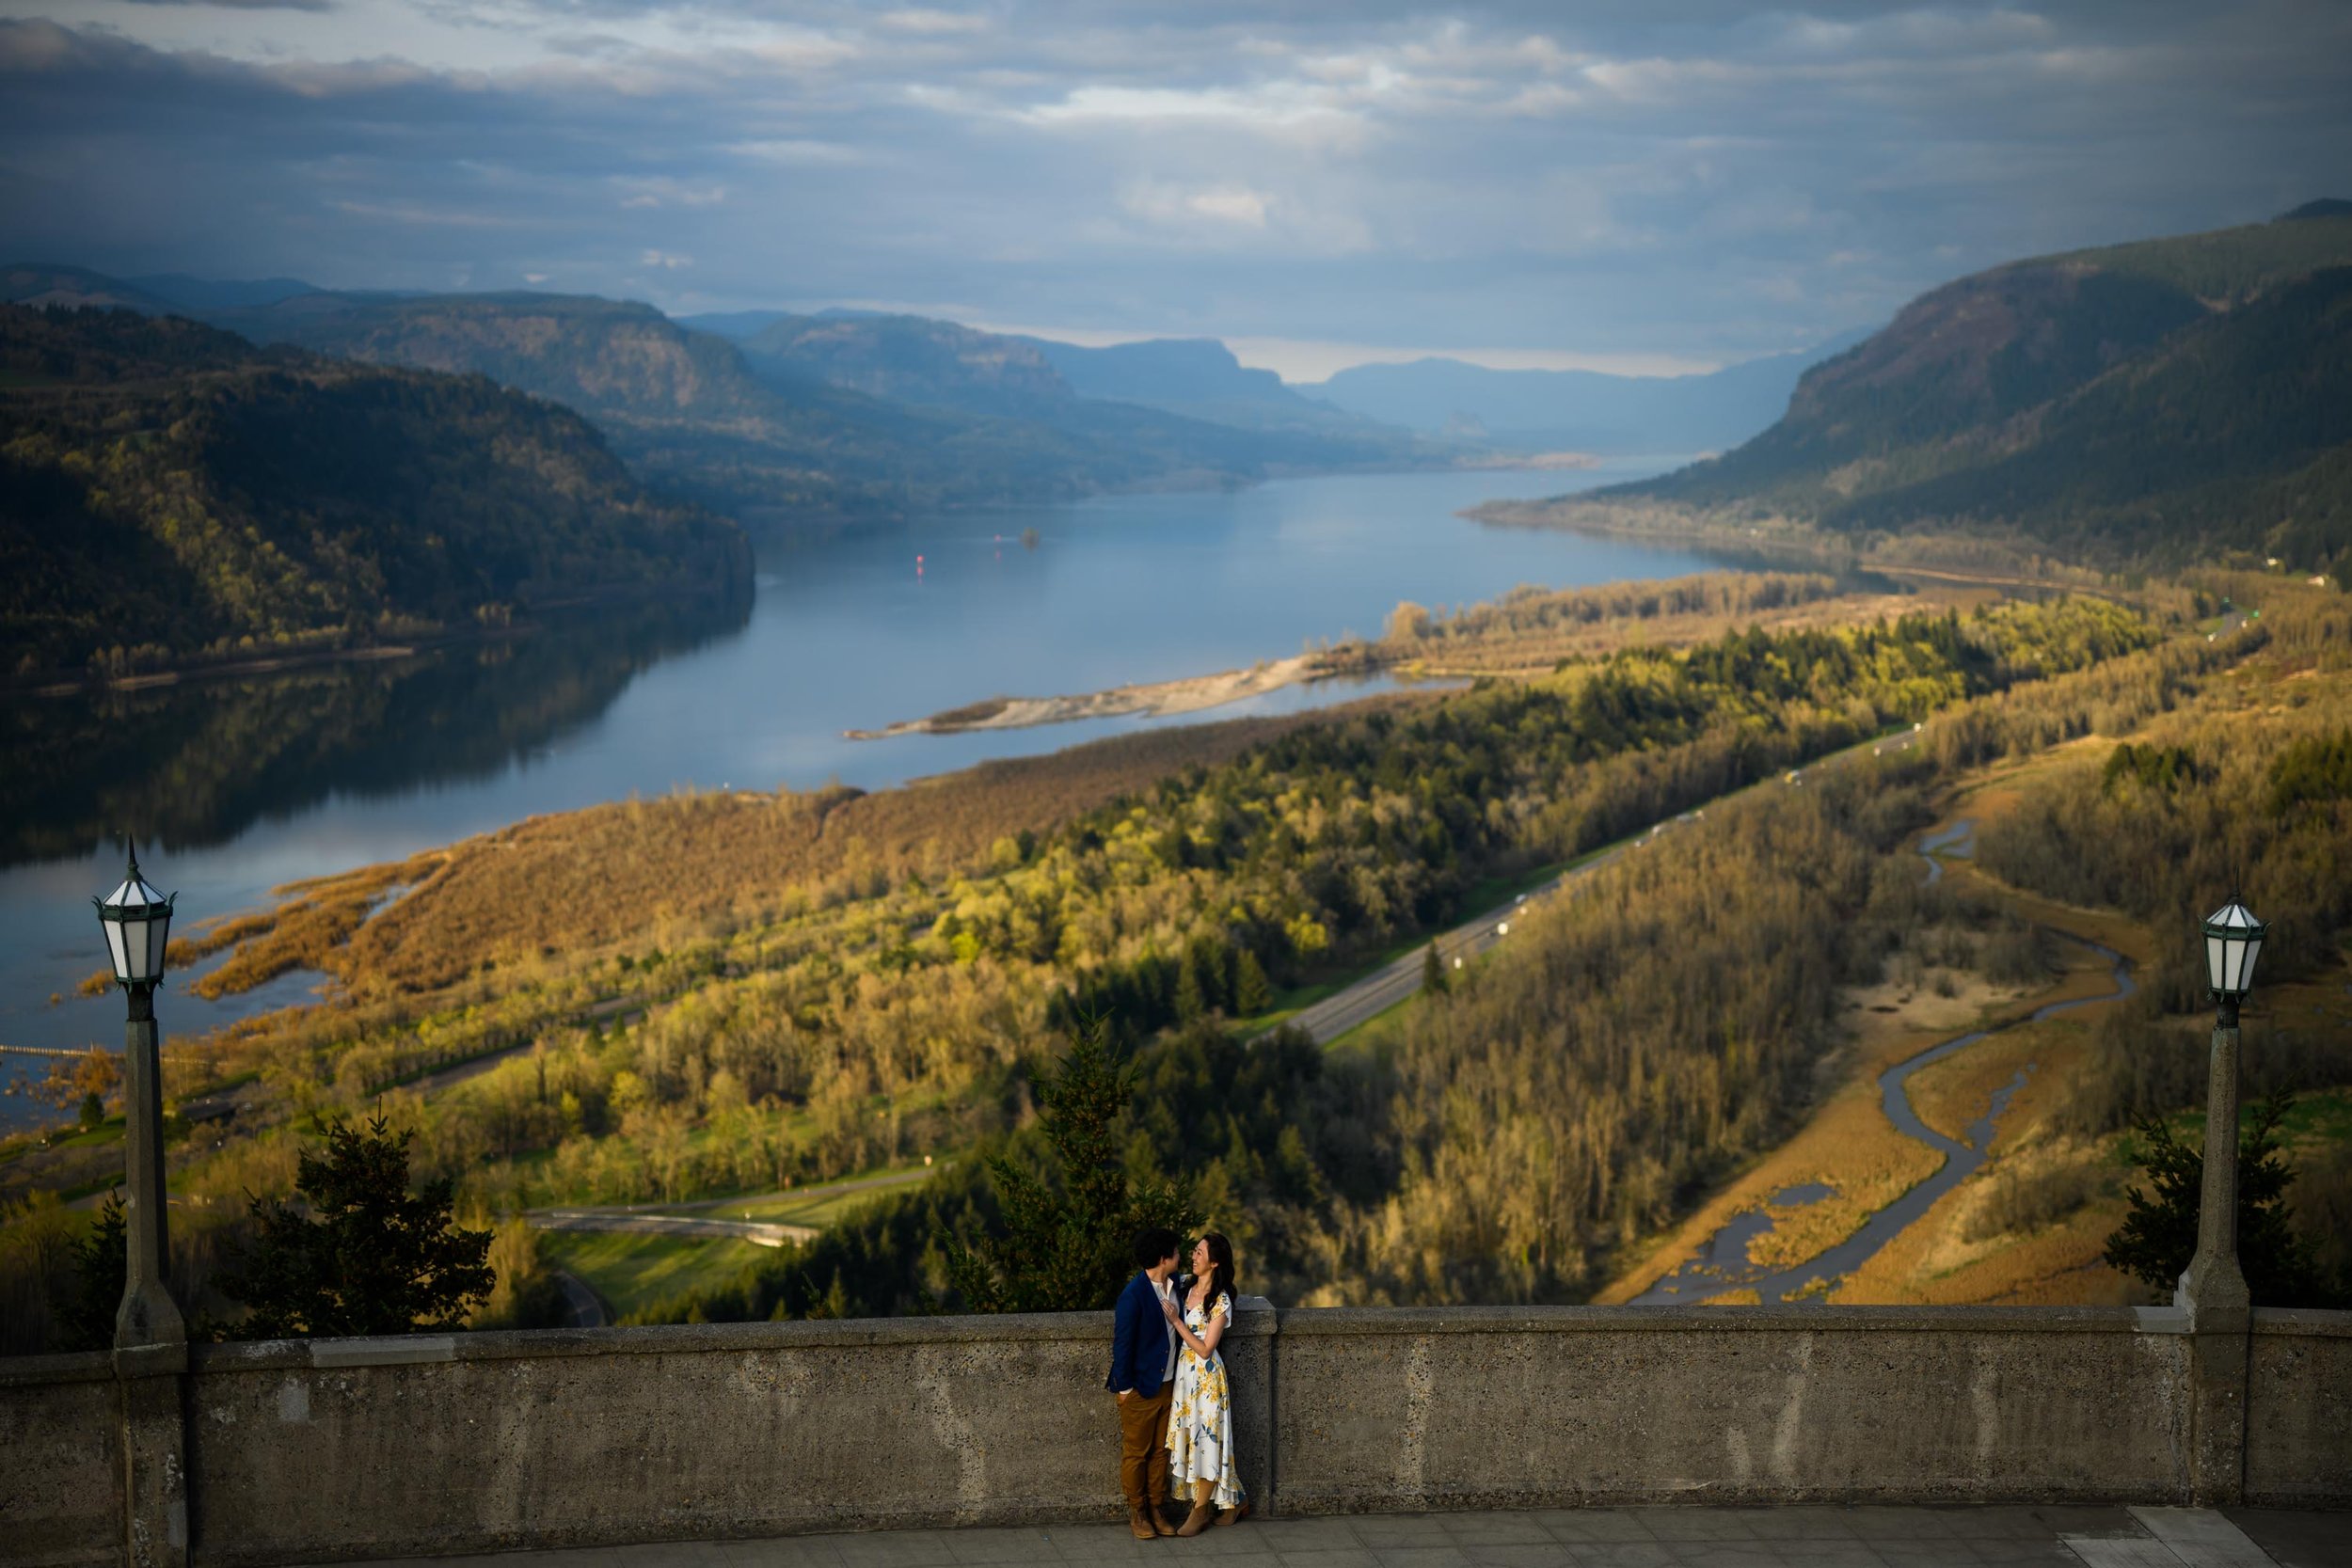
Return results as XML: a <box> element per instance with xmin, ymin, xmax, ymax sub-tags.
<box><xmin>2201</xmin><ymin>895</ymin><xmax>2265</xmax><ymax>1003</ymax></box>
<box><xmin>95</xmin><ymin>848</ymin><xmax>175</xmax><ymax>989</ymax></box>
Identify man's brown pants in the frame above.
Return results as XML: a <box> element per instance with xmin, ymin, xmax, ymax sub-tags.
<box><xmin>1117</xmin><ymin>1386</ymin><xmax>1173</xmax><ymax>1513</ymax></box>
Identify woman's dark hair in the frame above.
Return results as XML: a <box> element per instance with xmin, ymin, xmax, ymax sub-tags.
<box><xmin>1196</xmin><ymin>1231</ymin><xmax>1236</xmax><ymax>1310</ymax></box>
<box><xmin>1133</xmin><ymin>1227</ymin><xmax>1180</xmax><ymax>1269</ymax></box>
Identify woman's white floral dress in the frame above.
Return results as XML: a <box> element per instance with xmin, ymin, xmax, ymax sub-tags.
<box><xmin>1167</xmin><ymin>1289</ymin><xmax>1245</xmax><ymax>1509</ymax></box>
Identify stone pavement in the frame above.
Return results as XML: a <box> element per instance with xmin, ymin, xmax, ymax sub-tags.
<box><xmin>322</xmin><ymin>1506</ymin><xmax>2348</xmax><ymax>1568</ymax></box>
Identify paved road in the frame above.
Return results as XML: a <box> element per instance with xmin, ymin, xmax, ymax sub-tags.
<box><xmin>401</xmin><ymin>992</ymin><xmax>647</xmax><ymax>1099</ymax></box>
<box><xmin>1265</xmin><ymin>728</ymin><xmax>1922</xmax><ymax>1047</ymax></box>
<box><xmin>527</xmin><ymin>1209</ymin><xmax>819</xmax><ymax>1247</ymax></box>
<box><xmin>522</xmin><ymin>1167</ymin><xmax>934</xmax><ymax>1249</ymax></box>
<box><xmin>666</xmin><ymin>1167</ymin><xmax>932</xmax><ymax>1215</ymax></box>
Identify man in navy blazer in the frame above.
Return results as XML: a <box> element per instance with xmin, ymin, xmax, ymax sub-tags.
<box><xmin>1108</xmin><ymin>1226</ymin><xmax>1183</xmax><ymax>1539</ymax></box>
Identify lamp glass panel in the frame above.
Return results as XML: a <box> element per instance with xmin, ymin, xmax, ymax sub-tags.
<box><xmin>143</xmin><ymin>912</ymin><xmax>170</xmax><ymax>978</ymax></box>
<box><xmin>2224</xmin><ymin>935</ymin><xmax>2247</xmax><ymax>995</ymax></box>
<box><xmin>2241</xmin><ymin>936</ymin><xmax>2262</xmax><ymax>992</ymax></box>
<box><xmin>103</xmin><ymin>920</ymin><xmax>131</xmax><ymax>985</ymax></box>
<box><xmin>123</xmin><ymin>917</ymin><xmax>153</xmax><ymax>981</ymax></box>
<box><xmin>2206</xmin><ymin>932</ymin><xmax>2225</xmax><ymax>992</ymax></box>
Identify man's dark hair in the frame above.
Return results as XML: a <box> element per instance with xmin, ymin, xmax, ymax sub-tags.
<box><xmin>1132</xmin><ymin>1227</ymin><xmax>1180</xmax><ymax>1269</ymax></box>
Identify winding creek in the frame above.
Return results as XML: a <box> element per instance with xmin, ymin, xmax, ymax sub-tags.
<box><xmin>1632</xmin><ymin>819</ymin><xmax>2137</xmax><ymax>1304</ymax></box>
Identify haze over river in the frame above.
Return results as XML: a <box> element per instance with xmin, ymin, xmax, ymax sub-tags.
<box><xmin>0</xmin><ymin>461</ymin><xmax>1738</xmax><ymax>1111</ymax></box>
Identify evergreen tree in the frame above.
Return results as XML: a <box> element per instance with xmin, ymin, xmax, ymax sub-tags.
<box><xmin>1422</xmin><ymin>942</ymin><xmax>1449</xmax><ymax>995</ymax></box>
<box><xmin>943</xmin><ymin>1019</ymin><xmax>1196</xmax><ymax>1312</ymax></box>
<box><xmin>1233</xmin><ymin>950</ymin><xmax>1273</xmax><ymax>1016</ymax></box>
<box><xmin>2104</xmin><ymin>1091</ymin><xmax>2328</xmax><ymax>1307</ymax></box>
<box><xmin>1174</xmin><ymin>952</ymin><xmax>1208</xmax><ymax>1022</ymax></box>
<box><xmin>220</xmin><ymin>1114</ymin><xmax>494</xmax><ymax>1338</ymax></box>
<box><xmin>50</xmin><ymin>1192</ymin><xmax>127</xmax><ymax>1353</ymax></box>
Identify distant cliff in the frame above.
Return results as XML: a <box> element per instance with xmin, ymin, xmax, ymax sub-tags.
<box><xmin>1611</xmin><ymin>205</ymin><xmax>2352</xmax><ymax>569</ymax></box>
<box><xmin>0</xmin><ymin>306</ymin><xmax>749</xmax><ymax>682</ymax></box>
<box><xmin>142</xmin><ymin>289</ymin><xmax>1426</xmax><ymax>515</ymax></box>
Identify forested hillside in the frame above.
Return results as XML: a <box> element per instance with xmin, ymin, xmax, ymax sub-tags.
<box><xmin>0</xmin><ymin>585</ymin><xmax>2164</xmax><ymax>1344</ymax></box>
<box><xmin>32</xmin><ymin>283</ymin><xmax>1423</xmax><ymax>515</ymax></box>
<box><xmin>0</xmin><ymin>306</ymin><xmax>748</xmax><ymax>681</ymax></box>
<box><xmin>737</xmin><ymin>313</ymin><xmax>1072</xmax><ymax>415</ymax></box>
<box><xmin>1613</xmin><ymin>207</ymin><xmax>2352</xmax><ymax>571</ymax></box>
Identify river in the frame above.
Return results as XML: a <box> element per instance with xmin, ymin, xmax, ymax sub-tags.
<box><xmin>0</xmin><ymin>460</ymin><xmax>1754</xmax><ymax>1115</ymax></box>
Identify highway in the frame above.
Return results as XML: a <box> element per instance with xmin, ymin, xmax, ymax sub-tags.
<box><xmin>1262</xmin><ymin>726</ymin><xmax>1923</xmax><ymax>1048</ymax></box>
<box><xmin>526</xmin><ymin>1209</ymin><xmax>819</xmax><ymax>1247</ymax></box>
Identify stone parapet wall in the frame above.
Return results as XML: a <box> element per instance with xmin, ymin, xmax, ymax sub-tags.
<box><xmin>0</xmin><ymin>1351</ymin><xmax>123</xmax><ymax>1568</ymax></box>
<box><xmin>2245</xmin><ymin>1309</ymin><xmax>2352</xmax><ymax>1505</ymax></box>
<box><xmin>2</xmin><ymin>1302</ymin><xmax>2344</xmax><ymax>1568</ymax></box>
<box><xmin>1274</xmin><ymin>1305</ymin><xmax>2198</xmax><ymax>1513</ymax></box>
<box><xmin>181</xmin><ymin>1305</ymin><xmax>1275</xmax><ymax>1566</ymax></box>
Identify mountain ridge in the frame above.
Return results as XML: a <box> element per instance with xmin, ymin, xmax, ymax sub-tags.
<box><xmin>1596</xmin><ymin>204</ymin><xmax>2352</xmax><ymax>570</ymax></box>
<box><xmin>5</xmin><ymin>274</ymin><xmax>1438</xmax><ymax>516</ymax></box>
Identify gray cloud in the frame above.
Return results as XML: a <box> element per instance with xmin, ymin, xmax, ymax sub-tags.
<box><xmin>2</xmin><ymin>3</ymin><xmax>2349</xmax><ymax>371</ymax></box>
<box><xmin>114</xmin><ymin>0</ymin><xmax>336</xmax><ymax>9</ymax></box>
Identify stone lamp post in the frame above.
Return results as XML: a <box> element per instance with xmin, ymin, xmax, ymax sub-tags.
<box><xmin>95</xmin><ymin>846</ymin><xmax>190</xmax><ymax>1568</ymax></box>
<box><xmin>2177</xmin><ymin>894</ymin><xmax>2265</xmax><ymax>1506</ymax></box>
<box><xmin>95</xmin><ymin>847</ymin><xmax>184</xmax><ymax>1352</ymax></box>
<box><xmin>2177</xmin><ymin>895</ymin><xmax>2265</xmax><ymax>1324</ymax></box>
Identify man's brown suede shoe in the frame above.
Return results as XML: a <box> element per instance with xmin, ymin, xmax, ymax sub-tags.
<box><xmin>1150</xmin><ymin>1503</ymin><xmax>1177</xmax><ymax>1536</ymax></box>
<box><xmin>1129</xmin><ymin>1510</ymin><xmax>1156</xmax><ymax>1541</ymax></box>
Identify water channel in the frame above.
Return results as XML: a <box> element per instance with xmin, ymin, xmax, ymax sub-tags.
<box><xmin>1632</xmin><ymin>820</ymin><xmax>2138</xmax><ymax>1304</ymax></box>
<box><xmin>1</xmin><ymin>460</ymin><xmax>1756</xmax><ymax>1118</ymax></box>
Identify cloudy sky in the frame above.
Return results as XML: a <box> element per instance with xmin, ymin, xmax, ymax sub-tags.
<box><xmin>2</xmin><ymin>1</ymin><xmax>2348</xmax><ymax>379</ymax></box>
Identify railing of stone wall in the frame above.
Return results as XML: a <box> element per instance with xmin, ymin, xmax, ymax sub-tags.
<box><xmin>4</xmin><ymin>1303</ymin><xmax>2346</xmax><ymax>1568</ymax></box>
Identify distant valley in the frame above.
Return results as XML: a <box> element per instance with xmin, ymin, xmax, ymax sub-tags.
<box><xmin>1300</xmin><ymin>332</ymin><xmax>1869</xmax><ymax>455</ymax></box>
<box><xmin>3</xmin><ymin>262</ymin><xmax>1865</xmax><ymax>535</ymax></box>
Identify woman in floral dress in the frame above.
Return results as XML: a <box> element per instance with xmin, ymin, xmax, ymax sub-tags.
<box><xmin>1161</xmin><ymin>1231</ymin><xmax>1247</xmax><ymax>1535</ymax></box>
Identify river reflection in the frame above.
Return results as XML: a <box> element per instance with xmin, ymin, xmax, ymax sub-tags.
<box><xmin>0</xmin><ymin>589</ymin><xmax>752</xmax><ymax>872</ymax></box>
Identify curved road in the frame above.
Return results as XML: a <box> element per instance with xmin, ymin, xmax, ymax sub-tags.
<box><xmin>523</xmin><ymin>1167</ymin><xmax>932</xmax><ymax>1248</ymax></box>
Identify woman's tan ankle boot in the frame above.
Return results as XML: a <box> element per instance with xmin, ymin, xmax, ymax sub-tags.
<box><xmin>1176</xmin><ymin>1503</ymin><xmax>1214</xmax><ymax>1538</ymax></box>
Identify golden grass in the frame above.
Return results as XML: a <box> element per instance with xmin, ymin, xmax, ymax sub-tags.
<box><xmin>1834</xmin><ymin>1140</ymin><xmax>2140</xmax><ymax>1307</ymax></box>
<box><xmin>1593</xmin><ymin>1028</ymin><xmax>1943</xmax><ymax>1302</ymax></box>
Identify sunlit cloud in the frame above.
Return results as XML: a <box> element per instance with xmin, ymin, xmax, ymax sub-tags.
<box><xmin>1120</xmin><ymin>181</ymin><xmax>1271</xmax><ymax>230</ymax></box>
<box><xmin>879</xmin><ymin>8</ymin><xmax>989</xmax><ymax>35</ymax></box>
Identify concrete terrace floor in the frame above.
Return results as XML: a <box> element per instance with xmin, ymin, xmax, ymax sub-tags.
<box><xmin>320</xmin><ymin>1507</ymin><xmax>2349</xmax><ymax>1568</ymax></box>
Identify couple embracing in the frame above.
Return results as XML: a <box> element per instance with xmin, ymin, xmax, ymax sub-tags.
<box><xmin>1106</xmin><ymin>1227</ymin><xmax>1248</xmax><ymax>1540</ymax></box>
